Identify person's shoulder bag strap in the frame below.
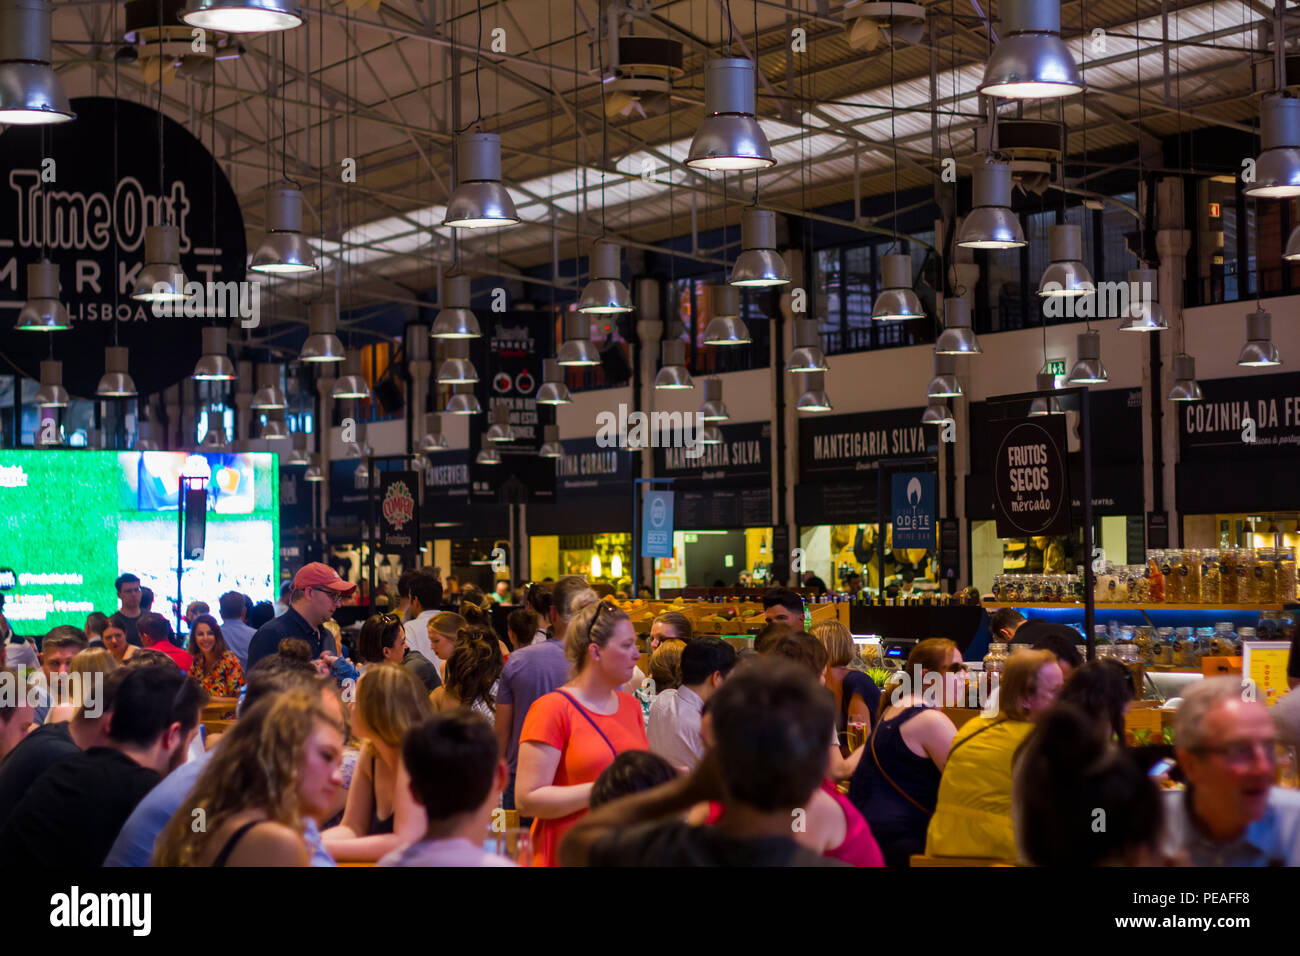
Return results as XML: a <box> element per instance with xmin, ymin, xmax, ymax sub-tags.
<box><xmin>869</xmin><ymin>707</ymin><xmax>936</xmax><ymax>816</ymax></box>
<box><xmin>556</xmin><ymin>690</ymin><xmax>619</xmax><ymax>760</ymax></box>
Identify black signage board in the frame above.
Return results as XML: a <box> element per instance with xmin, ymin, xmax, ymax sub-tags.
<box><xmin>423</xmin><ymin>450</ymin><xmax>473</xmax><ymax>531</ymax></box>
<box><xmin>939</xmin><ymin>518</ymin><xmax>961</xmax><ymax>583</ymax></box>
<box><xmin>653</xmin><ymin>421</ymin><xmax>771</xmax><ymax>486</ymax></box>
<box><xmin>377</xmin><ymin>470</ymin><xmax>420</xmax><ymax>556</ymax></box>
<box><xmin>798</xmin><ymin>408</ymin><xmax>933</xmax><ymax>482</ymax></box>
<box><xmin>1177</xmin><ymin>371</ymin><xmax>1300</xmax><ymax>463</ymax></box>
<box><xmin>279</xmin><ymin>466</ymin><xmax>314</xmax><ymax>536</ymax></box>
<box><xmin>556</xmin><ymin>437</ymin><xmax>633</xmax><ymax>495</ymax></box>
<box><xmin>327</xmin><ymin>459</ymin><xmax>371</xmax><ymax>526</ymax></box>
<box><xmin>770</xmin><ymin>525</ymin><xmax>790</xmax><ymax>585</ymax></box>
<box><xmin>990</xmin><ymin>415</ymin><xmax>1072</xmax><ymax>538</ymax></box>
<box><xmin>676</xmin><ymin>487</ymin><xmax>773</xmax><ymax>530</ymax></box>
<box><xmin>0</xmin><ymin>98</ymin><xmax>247</xmax><ymax>397</ymax></box>
<box><xmin>1147</xmin><ymin>511</ymin><xmax>1170</xmax><ymax>549</ymax></box>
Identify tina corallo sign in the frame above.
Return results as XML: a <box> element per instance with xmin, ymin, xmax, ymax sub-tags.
<box><xmin>991</xmin><ymin>416</ymin><xmax>1070</xmax><ymax>538</ymax></box>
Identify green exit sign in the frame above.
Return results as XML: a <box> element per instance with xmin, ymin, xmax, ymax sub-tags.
<box><xmin>1046</xmin><ymin>359</ymin><xmax>1067</xmax><ymax>377</ymax></box>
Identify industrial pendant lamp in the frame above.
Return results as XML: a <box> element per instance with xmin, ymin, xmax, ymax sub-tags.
<box><xmin>250</xmin><ymin>364</ymin><xmax>287</xmax><ymax>409</ymax></box>
<box><xmin>445</xmin><ymin>383</ymin><xmax>482</xmax><ymax>415</ymax></box>
<box><xmin>537</xmin><ymin>358</ymin><xmax>573</xmax><ymax>405</ymax></box>
<box><xmin>1237</xmin><ymin>308</ymin><xmax>1282</xmax><ymax>367</ymax></box>
<box><xmin>921</xmin><ymin>401</ymin><xmax>954</xmax><ymax>426</ymax></box>
<box><xmin>476</xmin><ymin>434</ymin><xmax>503</xmax><ymax>465</ymax></box>
<box><xmin>304</xmin><ymin>452</ymin><xmax>324</xmax><ymax>481</ymax></box>
<box><xmin>698</xmin><ymin>378</ymin><xmax>730</xmax><ymax>422</ymax></box>
<box><xmin>332</xmin><ymin>350</ymin><xmax>371</xmax><ymax>400</ymax></box>
<box><xmin>698</xmin><ymin>424</ymin><xmax>724</xmax><ymax>444</ymax></box>
<box><xmin>1067</xmin><ymin>329</ymin><xmax>1109</xmax><ymax>384</ymax></box>
<box><xmin>17</xmin><ymin>262</ymin><xmax>69</xmax><ymax>330</ymax></box>
<box><xmin>927</xmin><ymin>353</ymin><xmax>963</xmax><ymax>398</ymax></box>
<box><xmin>1119</xmin><ymin>267</ymin><xmax>1167</xmax><ymax>331</ymax></box>
<box><xmin>1168</xmin><ymin>355</ymin><xmax>1203</xmax><ymax>402</ymax></box>
<box><xmin>300</xmin><ymin>301</ymin><xmax>346</xmax><ymax>363</ymax></box>
<box><xmin>979</xmin><ymin>0</ymin><xmax>1085</xmax><ymax>99</ymax></box>
<box><xmin>180</xmin><ymin>0</ymin><xmax>302</xmax><ymax>33</ymax></box>
<box><xmin>443</xmin><ymin>133</ymin><xmax>519</xmax><ymax>228</ymax></box>
<box><xmin>785</xmin><ymin>318</ymin><xmax>828</xmax><ymax>373</ymax></box>
<box><xmin>1243</xmin><ymin>94</ymin><xmax>1300</xmax><ymax>199</ymax></box>
<box><xmin>419</xmin><ymin>413</ymin><xmax>448</xmax><ymax>453</ymax></box>
<box><xmin>34</xmin><ymin>359</ymin><xmax>68</xmax><ymax>407</ymax></box>
<box><xmin>578</xmin><ymin>240</ymin><xmax>633</xmax><ymax>314</ymax></box>
<box><xmin>1037</xmin><ymin>224</ymin><xmax>1094</xmax><ymax>296</ymax></box>
<box><xmin>1028</xmin><ymin>371</ymin><xmax>1064</xmax><ymax>416</ymax></box>
<box><xmin>703</xmin><ymin>284</ymin><xmax>751</xmax><ymax>345</ymax></box>
<box><xmin>730</xmin><ymin>208</ymin><xmax>790</xmax><ymax>286</ymax></box>
<box><xmin>0</xmin><ymin>0</ymin><xmax>75</xmax><ymax>124</ymax></box>
<box><xmin>200</xmin><ymin>421</ymin><xmax>228</xmax><ymax>450</ymax></box>
<box><xmin>193</xmin><ymin>327</ymin><xmax>235</xmax><ymax>381</ymax></box>
<box><xmin>287</xmin><ymin>431</ymin><xmax>311</xmax><ymax>465</ymax></box>
<box><xmin>261</xmin><ymin>409</ymin><xmax>290</xmax><ymax>442</ymax></box>
<box><xmin>556</xmin><ymin>313</ymin><xmax>600</xmax><ymax>366</ymax></box>
<box><xmin>96</xmin><ymin>346</ymin><xmax>137</xmax><ymax>397</ymax></box>
<box><xmin>539</xmin><ymin>424</ymin><xmax>563</xmax><ymax>459</ymax></box>
<box><xmin>796</xmin><ymin>371</ymin><xmax>833</xmax><ymax>412</ymax></box>
<box><xmin>935</xmin><ymin>297</ymin><xmax>982</xmax><ymax>354</ymax></box>
<box><xmin>654</xmin><ymin>339</ymin><xmax>693</xmax><ymax>389</ymax></box>
<box><xmin>957</xmin><ymin>160</ymin><xmax>1025</xmax><ymax>249</ymax></box>
<box><xmin>431</xmin><ymin>274</ymin><xmax>480</xmax><ymax>339</ymax></box>
<box><xmin>133</xmin><ymin>225</ymin><xmax>188</xmax><ymax>302</ymax></box>
<box><xmin>685</xmin><ymin>57</ymin><xmax>775</xmax><ymax>171</ymax></box>
<box><xmin>873</xmin><ymin>254</ymin><xmax>925</xmax><ymax>320</ymax></box>
<box><xmin>486</xmin><ymin>403</ymin><xmax>515</xmax><ymax>443</ymax></box>
<box><xmin>250</xmin><ymin>184</ymin><xmax>318</xmax><ymax>274</ymax></box>
<box><xmin>436</xmin><ymin>339</ymin><xmax>479</xmax><ymax>384</ymax></box>
<box><xmin>1285</xmin><ymin>224</ymin><xmax>1300</xmax><ymax>261</ymax></box>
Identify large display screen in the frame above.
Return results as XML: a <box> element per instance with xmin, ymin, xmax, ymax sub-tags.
<box><xmin>0</xmin><ymin>451</ymin><xmax>279</xmax><ymax>634</ymax></box>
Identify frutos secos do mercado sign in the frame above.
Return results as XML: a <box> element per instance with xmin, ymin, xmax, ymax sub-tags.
<box><xmin>0</xmin><ymin>97</ymin><xmax>246</xmax><ymax>395</ymax></box>
<box><xmin>991</xmin><ymin>415</ymin><xmax>1071</xmax><ymax>538</ymax></box>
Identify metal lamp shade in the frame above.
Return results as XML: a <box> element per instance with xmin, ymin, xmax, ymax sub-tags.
<box><xmin>443</xmin><ymin>133</ymin><xmax>519</xmax><ymax>228</ymax></box>
<box><xmin>250</xmin><ymin>363</ymin><xmax>287</xmax><ymax>409</ymax></box>
<box><xmin>1168</xmin><ymin>354</ymin><xmax>1203</xmax><ymax>402</ymax></box>
<box><xmin>445</xmin><ymin>384</ymin><xmax>482</xmax><ymax>415</ymax></box>
<box><xmin>304</xmin><ymin>452</ymin><xmax>325</xmax><ymax>481</ymax></box>
<box><xmin>539</xmin><ymin>424</ymin><xmax>563</xmax><ymax>459</ymax></box>
<box><xmin>261</xmin><ymin>412</ymin><xmax>290</xmax><ymax>442</ymax></box>
<box><xmin>17</xmin><ymin>261</ymin><xmax>69</xmax><ymax>330</ymax></box>
<box><xmin>698</xmin><ymin>424</ymin><xmax>724</xmax><ymax>444</ymax></box>
<box><xmin>1067</xmin><ymin>330</ymin><xmax>1109</xmax><ymax>384</ymax></box>
<box><xmin>1037</xmin><ymin>225</ymin><xmax>1094</xmax><ymax>296</ymax></box>
<box><xmin>180</xmin><ymin>0</ymin><xmax>302</xmax><ymax>32</ymax></box>
<box><xmin>1119</xmin><ymin>268</ymin><xmax>1167</xmax><ymax>331</ymax></box>
<box><xmin>193</xmin><ymin>327</ymin><xmax>235</xmax><ymax>381</ymax></box>
<box><xmin>1285</xmin><ymin>223</ymin><xmax>1300</xmax><ymax>261</ymax></box>
<box><xmin>927</xmin><ymin>353</ymin><xmax>963</xmax><ymax>398</ymax></box>
<box><xmin>301</xmin><ymin>301</ymin><xmax>346</xmax><ymax>362</ymax></box>
<box><xmin>34</xmin><ymin>359</ymin><xmax>68</xmax><ymax>407</ymax></box>
<box><xmin>133</xmin><ymin>225</ymin><xmax>188</xmax><ymax>302</ymax></box>
<box><xmin>686</xmin><ymin>58</ymin><xmax>775</xmax><ymax>171</ymax></box>
<box><xmin>431</xmin><ymin>274</ymin><xmax>480</xmax><ymax>339</ymax></box>
<box><xmin>935</xmin><ymin>297</ymin><xmax>982</xmax><ymax>354</ymax></box>
<box><xmin>250</xmin><ymin>185</ymin><xmax>317</xmax><ymax>274</ymax></box>
<box><xmin>654</xmin><ymin>339</ymin><xmax>693</xmax><ymax>390</ymax></box>
<box><xmin>979</xmin><ymin>0</ymin><xmax>1084</xmax><ymax>99</ymax></box>
<box><xmin>699</xmin><ymin>378</ymin><xmax>730</xmax><ymax>422</ymax></box>
<box><xmin>1244</xmin><ymin>95</ymin><xmax>1300</xmax><ymax>199</ymax></box>
<box><xmin>921</xmin><ymin>402</ymin><xmax>954</xmax><ymax>425</ymax></box>
<box><xmin>785</xmin><ymin>318</ymin><xmax>828</xmax><ymax>372</ymax></box>
<box><xmin>957</xmin><ymin>162</ymin><xmax>1025</xmax><ymax>249</ymax></box>
<box><xmin>476</xmin><ymin>439</ymin><xmax>503</xmax><ymax>465</ymax></box>
<box><xmin>703</xmin><ymin>315</ymin><xmax>751</xmax><ymax>346</ymax></box>
<box><xmin>556</xmin><ymin>313</ymin><xmax>600</xmax><ymax>366</ymax></box>
<box><xmin>1238</xmin><ymin>309</ymin><xmax>1282</xmax><ymax>367</ymax></box>
<box><xmin>578</xmin><ymin>241</ymin><xmax>633</xmax><ymax>314</ymax></box>
<box><xmin>436</xmin><ymin>339</ymin><xmax>479</xmax><ymax>384</ymax></box>
<box><xmin>711</xmin><ymin>284</ymin><xmax>741</xmax><ymax>318</ymax></box>
<box><xmin>0</xmin><ymin>0</ymin><xmax>75</xmax><ymax>125</ymax></box>
<box><xmin>1028</xmin><ymin>371</ymin><xmax>1064</xmax><ymax>415</ymax></box>
<box><xmin>332</xmin><ymin>350</ymin><xmax>371</xmax><ymax>399</ymax></box>
<box><xmin>200</xmin><ymin>424</ymin><xmax>228</xmax><ymax>450</ymax></box>
<box><xmin>486</xmin><ymin>403</ymin><xmax>515</xmax><ymax>443</ymax></box>
<box><xmin>872</xmin><ymin>254</ymin><xmax>925</xmax><ymax>320</ymax></box>
<box><xmin>796</xmin><ymin>371</ymin><xmax>833</xmax><ymax>412</ymax></box>
<box><xmin>730</xmin><ymin>208</ymin><xmax>790</xmax><ymax>286</ymax></box>
<box><xmin>287</xmin><ymin>431</ymin><xmax>311</xmax><ymax>465</ymax></box>
<box><xmin>420</xmin><ymin>413</ymin><xmax>448</xmax><ymax>453</ymax></box>
<box><xmin>537</xmin><ymin>358</ymin><xmax>573</xmax><ymax>405</ymax></box>
<box><xmin>96</xmin><ymin>346</ymin><xmax>137</xmax><ymax>397</ymax></box>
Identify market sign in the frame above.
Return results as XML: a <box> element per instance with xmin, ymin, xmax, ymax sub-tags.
<box><xmin>991</xmin><ymin>415</ymin><xmax>1071</xmax><ymax>538</ymax></box>
<box><xmin>891</xmin><ymin>472</ymin><xmax>936</xmax><ymax>548</ymax></box>
<box><xmin>798</xmin><ymin>408</ymin><xmax>932</xmax><ymax>482</ymax></box>
<box><xmin>1177</xmin><ymin>371</ymin><xmax>1300</xmax><ymax>462</ymax></box>
<box><xmin>641</xmin><ymin>490</ymin><xmax>674</xmax><ymax>559</ymax></box>
<box><xmin>378</xmin><ymin>470</ymin><xmax>419</xmax><ymax>555</ymax></box>
<box><xmin>0</xmin><ymin>97</ymin><xmax>246</xmax><ymax>397</ymax></box>
<box><xmin>653</xmin><ymin>421</ymin><xmax>770</xmax><ymax>484</ymax></box>
<box><xmin>557</xmin><ymin>437</ymin><xmax>633</xmax><ymax>495</ymax></box>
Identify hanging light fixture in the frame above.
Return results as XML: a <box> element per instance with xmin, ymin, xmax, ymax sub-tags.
<box><xmin>539</xmin><ymin>424</ymin><xmax>563</xmax><ymax>458</ymax></box>
<box><xmin>685</xmin><ymin>57</ymin><xmax>775</xmax><ymax>171</ymax></box>
<box><xmin>1028</xmin><ymin>371</ymin><xmax>1065</xmax><ymax>416</ymax></box>
<box><xmin>0</xmin><ymin>0</ymin><xmax>75</xmax><ymax>124</ymax></box>
<box><xmin>34</xmin><ymin>359</ymin><xmax>68</xmax><ymax>407</ymax></box>
<box><xmin>180</xmin><ymin>0</ymin><xmax>302</xmax><ymax>32</ymax></box>
<box><xmin>132</xmin><ymin>225</ymin><xmax>188</xmax><ymax>302</ymax></box>
<box><xmin>200</xmin><ymin>420</ymin><xmax>228</xmax><ymax>450</ymax></box>
<box><xmin>1119</xmin><ymin>267</ymin><xmax>1167</xmax><ymax>331</ymax></box>
<box><xmin>1243</xmin><ymin>94</ymin><xmax>1300</xmax><ymax>199</ymax></box>
<box><xmin>332</xmin><ymin>350</ymin><xmax>371</xmax><ymax>400</ymax></box>
<box><xmin>556</xmin><ymin>313</ymin><xmax>600</xmax><ymax>366</ymax></box>
<box><xmin>698</xmin><ymin>378</ymin><xmax>730</xmax><ymax>422</ymax></box>
<box><xmin>927</xmin><ymin>353</ymin><xmax>963</xmax><ymax>398</ymax></box>
<box><xmin>935</xmin><ymin>297</ymin><xmax>982</xmax><ymax>354</ymax></box>
<box><xmin>419</xmin><ymin>413</ymin><xmax>448</xmax><ymax>453</ymax></box>
<box><xmin>95</xmin><ymin>346</ymin><xmax>137</xmax><ymax>397</ymax></box>
<box><xmin>17</xmin><ymin>262</ymin><xmax>69</xmax><ymax>330</ymax></box>
<box><xmin>1237</xmin><ymin>308</ymin><xmax>1282</xmax><ymax>367</ymax></box>
<box><xmin>486</xmin><ymin>403</ymin><xmax>516</xmax><ymax>443</ymax></box>
<box><xmin>957</xmin><ymin>160</ymin><xmax>1025</xmax><ymax>249</ymax></box>
<box><xmin>537</xmin><ymin>358</ymin><xmax>573</xmax><ymax>405</ymax></box>
<box><xmin>1168</xmin><ymin>354</ymin><xmax>1203</xmax><ymax>402</ymax></box>
<box><xmin>1284</xmin><ymin>224</ymin><xmax>1300</xmax><ymax>261</ymax></box>
<box><xmin>785</xmin><ymin>318</ymin><xmax>828</xmax><ymax>373</ymax></box>
<box><xmin>1037</xmin><ymin>224</ymin><xmax>1094</xmax><ymax>296</ymax></box>
<box><xmin>193</xmin><ymin>327</ymin><xmax>235</xmax><ymax>381</ymax></box>
<box><xmin>431</xmin><ymin>273</ymin><xmax>480</xmax><ymax>339</ymax></box>
<box><xmin>436</xmin><ymin>339</ymin><xmax>478</xmax><ymax>384</ymax></box>
<box><xmin>578</xmin><ymin>240</ymin><xmax>633</xmax><ymax>314</ymax></box>
<box><xmin>476</xmin><ymin>435</ymin><xmax>503</xmax><ymax>465</ymax></box>
<box><xmin>703</xmin><ymin>284</ymin><xmax>751</xmax><ymax>345</ymax></box>
<box><xmin>304</xmin><ymin>452</ymin><xmax>324</xmax><ymax>481</ymax></box>
<box><xmin>698</xmin><ymin>424</ymin><xmax>724</xmax><ymax>444</ymax></box>
<box><xmin>795</xmin><ymin>371</ymin><xmax>833</xmax><ymax>412</ymax></box>
<box><xmin>1067</xmin><ymin>329</ymin><xmax>1109</xmax><ymax>384</ymax></box>
<box><xmin>654</xmin><ymin>338</ymin><xmax>693</xmax><ymax>389</ymax></box>
<box><xmin>300</xmin><ymin>301</ymin><xmax>346</xmax><ymax>363</ymax></box>
<box><xmin>134</xmin><ymin>420</ymin><xmax>161</xmax><ymax>452</ymax></box>
<box><xmin>873</xmin><ymin>254</ymin><xmax>925</xmax><ymax>320</ymax></box>
<box><xmin>979</xmin><ymin>0</ymin><xmax>1085</xmax><ymax>99</ymax></box>
<box><xmin>250</xmin><ymin>363</ymin><xmax>287</xmax><ymax>409</ymax></box>
<box><xmin>445</xmin><ymin>383</ymin><xmax>482</xmax><ymax>415</ymax></box>
<box><xmin>250</xmin><ymin>183</ymin><xmax>317</xmax><ymax>274</ymax></box>
<box><xmin>730</xmin><ymin>208</ymin><xmax>790</xmax><ymax>286</ymax></box>
<box><xmin>261</xmin><ymin>409</ymin><xmax>290</xmax><ymax>442</ymax></box>
<box><xmin>287</xmin><ymin>431</ymin><xmax>311</xmax><ymax>465</ymax></box>
<box><xmin>443</xmin><ymin>132</ymin><xmax>519</xmax><ymax>228</ymax></box>
<box><xmin>921</xmin><ymin>401</ymin><xmax>954</xmax><ymax>426</ymax></box>
<box><xmin>353</xmin><ymin>458</ymin><xmax>372</xmax><ymax>489</ymax></box>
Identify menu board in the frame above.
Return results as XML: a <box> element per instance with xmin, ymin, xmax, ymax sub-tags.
<box><xmin>676</xmin><ymin>487</ymin><xmax>772</xmax><ymax>530</ymax></box>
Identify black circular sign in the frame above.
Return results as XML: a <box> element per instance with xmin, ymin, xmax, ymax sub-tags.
<box><xmin>993</xmin><ymin>418</ymin><xmax>1069</xmax><ymax>537</ymax></box>
<box><xmin>0</xmin><ymin>96</ymin><xmax>246</xmax><ymax>397</ymax></box>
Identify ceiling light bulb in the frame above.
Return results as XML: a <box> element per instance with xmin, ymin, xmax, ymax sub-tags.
<box><xmin>287</xmin><ymin>431</ymin><xmax>311</xmax><ymax>465</ymax></box>
<box><xmin>698</xmin><ymin>377</ymin><xmax>730</xmax><ymax>422</ymax></box>
<box><xmin>539</xmin><ymin>423</ymin><xmax>563</xmax><ymax>458</ymax></box>
<box><xmin>921</xmin><ymin>401</ymin><xmax>954</xmax><ymax>425</ymax></box>
<box><xmin>486</xmin><ymin>403</ymin><xmax>515</xmax><ymax>442</ymax></box>
<box><xmin>420</xmin><ymin>412</ymin><xmax>449</xmax><ymax>453</ymax></box>
<box><xmin>685</xmin><ymin>57</ymin><xmax>776</xmax><ymax>171</ymax></box>
<box><xmin>1028</xmin><ymin>371</ymin><xmax>1064</xmax><ymax>415</ymax></box>
<box><xmin>34</xmin><ymin>358</ymin><xmax>68</xmax><ymax>407</ymax></box>
<box><xmin>979</xmin><ymin>0</ymin><xmax>1085</xmax><ymax>99</ymax></box>
<box><xmin>180</xmin><ymin>0</ymin><xmax>302</xmax><ymax>33</ymax></box>
<box><xmin>250</xmin><ymin>363</ymin><xmax>287</xmax><ymax>409</ymax></box>
<box><xmin>445</xmin><ymin>383</ymin><xmax>482</xmax><ymax>415</ymax></box>
<box><xmin>704</xmin><ymin>284</ymin><xmax>750</xmax><ymax>346</ymax></box>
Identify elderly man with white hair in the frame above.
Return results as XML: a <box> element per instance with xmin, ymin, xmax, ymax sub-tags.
<box><xmin>1160</xmin><ymin>677</ymin><xmax>1300</xmax><ymax>866</ymax></box>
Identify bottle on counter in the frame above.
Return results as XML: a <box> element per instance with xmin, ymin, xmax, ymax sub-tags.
<box><xmin>983</xmin><ymin>643</ymin><xmax>1008</xmax><ymax>681</ymax></box>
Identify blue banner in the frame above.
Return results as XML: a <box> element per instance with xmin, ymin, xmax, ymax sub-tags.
<box><xmin>891</xmin><ymin>472</ymin><xmax>936</xmax><ymax>548</ymax></box>
<box><xmin>641</xmin><ymin>490</ymin><xmax>675</xmax><ymax>559</ymax></box>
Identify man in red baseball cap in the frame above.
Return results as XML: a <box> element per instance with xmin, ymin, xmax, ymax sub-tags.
<box><xmin>245</xmin><ymin>562</ymin><xmax>357</xmax><ymax>670</ymax></box>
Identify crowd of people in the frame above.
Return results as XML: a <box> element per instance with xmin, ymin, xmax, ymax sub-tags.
<box><xmin>0</xmin><ymin>569</ymin><xmax>1297</xmax><ymax>868</ymax></box>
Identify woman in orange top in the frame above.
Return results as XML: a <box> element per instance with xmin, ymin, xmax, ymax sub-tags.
<box><xmin>516</xmin><ymin>601</ymin><xmax>648</xmax><ymax>866</ymax></box>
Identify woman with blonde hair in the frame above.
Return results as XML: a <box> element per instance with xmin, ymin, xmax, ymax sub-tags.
<box><xmin>515</xmin><ymin>601</ymin><xmax>649</xmax><ymax>866</ymax></box>
<box><xmin>43</xmin><ymin>648</ymin><xmax>119</xmax><ymax>725</ymax></box>
<box><xmin>322</xmin><ymin>662</ymin><xmax>432</xmax><ymax>861</ymax></box>
<box><xmin>812</xmin><ymin>620</ymin><xmax>880</xmax><ymax>741</ymax></box>
<box><xmin>154</xmin><ymin>692</ymin><xmax>345</xmax><ymax>866</ymax></box>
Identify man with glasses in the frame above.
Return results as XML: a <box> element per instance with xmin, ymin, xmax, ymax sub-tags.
<box><xmin>246</xmin><ymin>563</ymin><xmax>356</xmax><ymax>671</ymax></box>
<box><xmin>1160</xmin><ymin>676</ymin><xmax>1300</xmax><ymax>866</ymax></box>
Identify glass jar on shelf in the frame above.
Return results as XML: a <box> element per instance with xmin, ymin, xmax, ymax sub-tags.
<box><xmin>991</xmin><ymin>574</ymin><xmax>1004</xmax><ymax>602</ymax></box>
<box><xmin>1152</xmin><ymin>627</ymin><xmax>1175</xmax><ymax>666</ymax></box>
<box><xmin>1220</xmin><ymin>548</ymin><xmax>1239</xmax><ymax>604</ymax></box>
<box><xmin>1165</xmin><ymin>549</ymin><xmax>1185</xmax><ymax>603</ymax></box>
<box><xmin>1210</xmin><ymin>622</ymin><xmax>1238</xmax><ymax>657</ymax></box>
<box><xmin>1278</xmin><ymin>546</ymin><xmax>1298</xmax><ymax>603</ymax></box>
<box><xmin>1172</xmin><ymin>627</ymin><xmax>1196</xmax><ymax>668</ymax></box>
<box><xmin>1252</xmin><ymin>548</ymin><xmax>1278</xmax><ymax>605</ymax></box>
<box><xmin>1070</xmin><ymin>573</ymin><xmax>1084</xmax><ymax>603</ymax></box>
<box><xmin>1239</xmin><ymin>626</ymin><xmax>1257</xmax><ymax>649</ymax></box>
<box><xmin>1182</xmin><ymin>549</ymin><xmax>1202</xmax><ymax>604</ymax></box>
<box><xmin>1115</xmin><ymin>642</ymin><xmax>1144</xmax><ymax>698</ymax></box>
<box><xmin>1129</xmin><ymin>565</ymin><xmax>1150</xmax><ymax>603</ymax></box>
<box><xmin>983</xmin><ymin>643</ymin><xmax>1008</xmax><ymax>681</ymax></box>
<box><xmin>1195</xmin><ymin>626</ymin><xmax>1215</xmax><ymax>662</ymax></box>
<box><xmin>1237</xmin><ymin>549</ymin><xmax>1256</xmax><ymax>603</ymax></box>
<box><xmin>1094</xmin><ymin>564</ymin><xmax>1114</xmax><ymax>604</ymax></box>
<box><xmin>1133</xmin><ymin>626</ymin><xmax>1154</xmax><ymax>665</ymax></box>
<box><xmin>1147</xmin><ymin>550</ymin><xmax>1165</xmax><ymax>603</ymax></box>
<box><xmin>1199</xmin><ymin>549</ymin><xmax>1221</xmax><ymax>605</ymax></box>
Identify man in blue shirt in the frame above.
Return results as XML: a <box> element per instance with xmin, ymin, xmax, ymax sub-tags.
<box><xmin>246</xmin><ymin>563</ymin><xmax>355</xmax><ymax>670</ymax></box>
<box><xmin>218</xmin><ymin>591</ymin><xmax>257</xmax><ymax>669</ymax></box>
